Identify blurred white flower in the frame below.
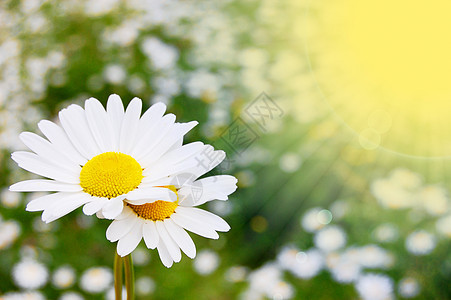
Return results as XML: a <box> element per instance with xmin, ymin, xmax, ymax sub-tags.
<box><xmin>314</xmin><ymin>225</ymin><xmax>347</xmax><ymax>252</ymax></box>
<box><xmin>272</xmin><ymin>281</ymin><xmax>294</xmax><ymax>300</ymax></box>
<box><xmin>185</xmin><ymin>70</ymin><xmax>221</xmax><ymax>99</ymax></box>
<box><xmin>132</xmin><ymin>248</ymin><xmax>150</xmax><ymax>266</ymax></box>
<box><xmin>1</xmin><ymin>188</ymin><xmax>21</xmax><ymax>208</ymax></box>
<box><xmin>277</xmin><ymin>246</ymin><xmax>300</xmax><ymax>270</ymax></box>
<box><xmin>436</xmin><ymin>215</ymin><xmax>451</xmax><ymax>237</ymax></box>
<box><xmin>419</xmin><ymin>185</ymin><xmax>449</xmax><ymax>216</ymax></box>
<box><xmin>225</xmin><ymin>266</ymin><xmax>248</xmax><ymax>283</ymax></box>
<box><xmin>289</xmin><ymin>249</ymin><xmax>324</xmax><ymax>279</ymax></box>
<box><xmin>371</xmin><ymin>178</ymin><xmax>414</xmax><ymax>209</ymax></box>
<box><xmin>373</xmin><ymin>223</ymin><xmax>399</xmax><ymax>243</ymax></box>
<box><xmin>398</xmin><ymin>277</ymin><xmax>421</xmax><ymax>298</ymax></box>
<box><xmin>301</xmin><ymin>207</ymin><xmax>326</xmax><ymax>232</ymax></box>
<box><xmin>12</xmin><ymin>258</ymin><xmax>49</xmax><ymax>290</ymax></box>
<box><xmin>355</xmin><ymin>273</ymin><xmax>394</xmax><ymax>300</ymax></box>
<box><xmin>329</xmin><ymin>200</ymin><xmax>348</xmax><ymax>220</ymax></box>
<box><xmin>152</xmin><ymin>76</ymin><xmax>181</xmax><ymax>97</ymax></box>
<box><xmin>136</xmin><ymin>276</ymin><xmax>155</xmax><ymax>296</ymax></box>
<box><xmin>59</xmin><ymin>291</ymin><xmax>85</xmax><ymax>300</ymax></box>
<box><xmin>20</xmin><ymin>0</ymin><xmax>44</xmax><ymax>14</ymax></box>
<box><xmin>52</xmin><ymin>266</ymin><xmax>76</xmax><ymax>289</ymax></box>
<box><xmin>247</xmin><ymin>263</ymin><xmax>283</xmax><ymax>298</ymax></box>
<box><xmin>358</xmin><ymin>245</ymin><xmax>394</xmax><ymax>269</ymax></box>
<box><xmin>279</xmin><ymin>152</ymin><xmax>302</xmax><ymax>173</ymax></box>
<box><xmin>47</xmin><ymin>51</ymin><xmax>66</xmax><ymax>69</ymax></box>
<box><xmin>84</xmin><ymin>0</ymin><xmax>120</xmax><ymax>16</ymax></box>
<box><xmin>103</xmin><ymin>64</ymin><xmax>126</xmax><ymax>84</ymax></box>
<box><xmin>331</xmin><ymin>260</ymin><xmax>361</xmax><ymax>283</ymax></box>
<box><xmin>208</xmin><ymin>200</ymin><xmax>233</xmax><ymax>217</ymax></box>
<box><xmin>193</xmin><ymin>249</ymin><xmax>220</xmax><ymax>275</ymax></box>
<box><xmin>3</xmin><ymin>291</ymin><xmax>45</xmax><ymax>300</ymax></box>
<box><xmin>405</xmin><ymin>230</ymin><xmax>436</xmax><ymax>256</ymax></box>
<box><xmin>127</xmin><ymin>75</ymin><xmax>146</xmax><ymax>94</ymax></box>
<box><xmin>141</xmin><ymin>37</ymin><xmax>179</xmax><ymax>69</ymax></box>
<box><xmin>240</xmin><ymin>289</ymin><xmax>265</xmax><ymax>300</ymax></box>
<box><xmin>103</xmin><ymin>20</ymin><xmax>141</xmax><ymax>47</ymax></box>
<box><xmin>80</xmin><ymin>267</ymin><xmax>113</xmax><ymax>293</ymax></box>
<box><xmin>26</xmin><ymin>14</ymin><xmax>48</xmax><ymax>34</ymax></box>
<box><xmin>389</xmin><ymin>168</ymin><xmax>422</xmax><ymax>190</ymax></box>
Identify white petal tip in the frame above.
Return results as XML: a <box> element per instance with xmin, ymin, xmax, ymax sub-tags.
<box><xmin>25</xmin><ymin>204</ymin><xmax>38</xmax><ymax>212</ymax></box>
<box><xmin>118</xmin><ymin>251</ymin><xmax>129</xmax><ymax>257</ymax></box>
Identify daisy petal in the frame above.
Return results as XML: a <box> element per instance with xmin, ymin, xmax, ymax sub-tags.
<box><xmin>115</xmin><ymin>206</ymin><xmax>134</xmax><ymax>220</ymax></box>
<box><xmin>38</xmin><ymin>120</ymin><xmax>87</xmax><ymax>165</ymax></box>
<box><xmin>26</xmin><ymin>192</ymin><xmax>69</xmax><ymax>212</ymax></box>
<box><xmin>107</xmin><ymin>215</ymin><xmax>138</xmax><ymax>242</ymax></box>
<box><xmin>142</xmin><ymin>142</ymin><xmax>205</xmax><ymax>177</ymax></box>
<box><xmin>102</xmin><ymin>197</ymin><xmax>125</xmax><ymax>219</ymax></box>
<box><xmin>171</xmin><ymin>213</ymin><xmax>219</xmax><ymax>239</ymax></box>
<box><xmin>140</xmin><ymin>121</ymin><xmax>198</xmax><ymax>167</ymax></box>
<box><xmin>140</xmin><ymin>158</ymin><xmax>198</xmax><ymax>184</ymax></box>
<box><xmin>142</xmin><ymin>221</ymin><xmax>159</xmax><ymax>249</ymax></box>
<box><xmin>133</xmin><ymin>114</ymin><xmax>176</xmax><ymax>161</ymax></box>
<box><xmin>96</xmin><ymin>211</ymin><xmax>105</xmax><ymax>219</ymax></box>
<box><xmin>164</xmin><ymin>218</ymin><xmax>196</xmax><ymax>258</ymax></box>
<box><xmin>42</xmin><ymin>192</ymin><xmax>92</xmax><ymax>223</ymax></box>
<box><xmin>157</xmin><ymin>240</ymin><xmax>174</xmax><ymax>268</ymax></box>
<box><xmin>85</xmin><ymin>98</ymin><xmax>114</xmax><ymax>152</ymax></box>
<box><xmin>176</xmin><ymin>207</ymin><xmax>230</xmax><ymax>232</ymax></box>
<box><xmin>82</xmin><ymin>198</ymin><xmax>108</xmax><ymax>215</ymax></box>
<box><xmin>126</xmin><ymin>187</ymin><xmax>177</xmax><ymax>204</ymax></box>
<box><xmin>106</xmin><ymin>94</ymin><xmax>125</xmax><ymax>151</ymax></box>
<box><xmin>178</xmin><ymin>175</ymin><xmax>238</xmax><ymax>206</ymax></box>
<box><xmin>11</xmin><ymin>151</ymin><xmax>80</xmax><ymax>184</ymax></box>
<box><xmin>19</xmin><ymin>132</ymin><xmax>81</xmax><ymax>171</ymax></box>
<box><xmin>188</xmin><ymin>148</ymin><xmax>226</xmax><ymax>178</ymax></box>
<box><xmin>130</xmin><ymin>102</ymin><xmax>166</xmax><ymax>155</ymax></box>
<box><xmin>10</xmin><ymin>179</ymin><xmax>82</xmax><ymax>192</ymax></box>
<box><xmin>117</xmin><ymin>220</ymin><xmax>143</xmax><ymax>257</ymax></box>
<box><xmin>59</xmin><ymin>104</ymin><xmax>102</xmax><ymax>159</ymax></box>
<box><xmin>156</xmin><ymin>221</ymin><xmax>182</xmax><ymax>263</ymax></box>
<box><xmin>166</xmin><ymin>138</ymin><xmax>183</xmax><ymax>153</ymax></box>
<box><xmin>119</xmin><ymin>97</ymin><xmax>142</xmax><ymax>154</ymax></box>
<box><xmin>142</xmin><ymin>146</ymin><xmax>225</xmax><ymax>183</ymax></box>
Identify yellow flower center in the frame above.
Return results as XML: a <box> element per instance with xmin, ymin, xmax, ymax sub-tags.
<box><xmin>80</xmin><ymin>152</ymin><xmax>143</xmax><ymax>199</ymax></box>
<box><xmin>127</xmin><ymin>186</ymin><xmax>178</xmax><ymax>221</ymax></box>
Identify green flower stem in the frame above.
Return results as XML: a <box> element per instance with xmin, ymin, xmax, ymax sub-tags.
<box><xmin>114</xmin><ymin>252</ymin><xmax>123</xmax><ymax>300</ymax></box>
<box><xmin>124</xmin><ymin>254</ymin><xmax>135</xmax><ymax>300</ymax></box>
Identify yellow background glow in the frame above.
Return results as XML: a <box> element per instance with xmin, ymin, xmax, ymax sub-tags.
<box><xmin>302</xmin><ymin>0</ymin><xmax>451</xmax><ymax>157</ymax></box>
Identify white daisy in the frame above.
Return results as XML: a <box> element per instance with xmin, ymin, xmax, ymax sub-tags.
<box><xmin>106</xmin><ymin>172</ymin><xmax>237</xmax><ymax>266</ymax></box>
<box><xmin>9</xmin><ymin>94</ymin><xmax>214</xmax><ymax>222</ymax></box>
